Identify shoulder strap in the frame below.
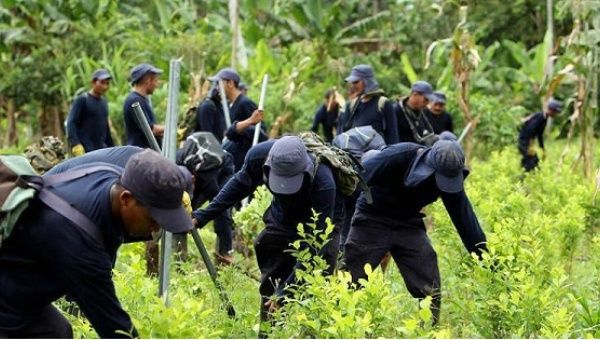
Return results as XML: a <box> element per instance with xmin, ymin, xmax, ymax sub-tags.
<box><xmin>39</xmin><ymin>164</ymin><xmax>123</xmax><ymax>248</ymax></box>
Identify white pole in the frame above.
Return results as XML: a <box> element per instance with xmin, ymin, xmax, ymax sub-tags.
<box><xmin>457</xmin><ymin>121</ymin><xmax>472</xmax><ymax>144</ymax></box>
<box><xmin>218</xmin><ymin>80</ymin><xmax>232</xmax><ymax>128</ymax></box>
<box><xmin>252</xmin><ymin>74</ymin><xmax>268</xmax><ymax>146</ymax></box>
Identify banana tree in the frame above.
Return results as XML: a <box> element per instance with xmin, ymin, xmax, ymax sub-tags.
<box><xmin>556</xmin><ymin>0</ymin><xmax>599</xmax><ymax>178</ymax></box>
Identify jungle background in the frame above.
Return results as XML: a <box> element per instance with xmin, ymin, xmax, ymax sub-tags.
<box><xmin>1</xmin><ymin>0</ymin><xmax>600</xmax><ymax>338</ymax></box>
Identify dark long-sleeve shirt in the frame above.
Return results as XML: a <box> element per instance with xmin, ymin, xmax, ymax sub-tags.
<box><xmin>356</xmin><ymin>143</ymin><xmax>486</xmax><ymax>255</ymax></box>
<box><xmin>424</xmin><ymin>108</ymin><xmax>454</xmax><ymax>134</ymax></box>
<box><xmin>66</xmin><ymin>93</ymin><xmax>114</xmax><ymax>151</ymax></box>
<box><xmin>123</xmin><ymin>91</ymin><xmax>157</xmax><ymax>148</ymax></box>
<box><xmin>396</xmin><ymin>98</ymin><xmax>436</xmax><ymax>144</ymax></box>
<box><xmin>48</xmin><ymin>146</ymin><xmax>144</xmax><ymax>175</ymax></box>
<box><xmin>193</xmin><ymin>140</ymin><xmax>336</xmax><ymax>236</ymax></box>
<box><xmin>195</xmin><ymin>98</ymin><xmax>226</xmax><ymax>142</ymax></box>
<box><xmin>311</xmin><ymin>104</ymin><xmax>338</xmax><ymax>142</ymax></box>
<box><xmin>518</xmin><ymin>112</ymin><xmax>547</xmax><ymax>155</ymax></box>
<box><xmin>0</xmin><ymin>168</ymin><xmax>138</xmax><ymax>338</ymax></box>
<box><xmin>337</xmin><ymin>95</ymin><xmax>399</xmax><ymax>144</ymax></box>
<box><xmin>223</xmin><ymin>121</ymin><xmax>269</xmax><ymax>171</ymax></box>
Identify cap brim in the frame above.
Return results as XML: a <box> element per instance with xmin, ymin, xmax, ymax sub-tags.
<box><xmin>404</xmin><ymin>149</ymin><xmax>436</xmax><ymax>187</ymax></box>
<box><xmin>425</xmin><ymin>93</ymin><xmax>437</xmax><ymax>101</ymax></box>
<box><xmin>149</xmin><ymin>67</ymin><xmax>163</xmax><ymax>74</ymax></box>
<box><xmin>149</xmin><ymin>205</ymin><xmax>193</xmax><ymax>233</ymax></box>
<box><xmin>269</xmin><ymin>172</ymin><xmax>304</xmax><ymax>195</ymax></box>
<box><xmin>434</xmin><ymin>172</ymin><xmax>464</xmax><ymax>193</ymax></box>
<box><xmin>345</xmin><ymin>75</ymin><xmax>361</xmax><ymax>82</ymax></box>
<box><xmin>95</xmin><ymin>74</ymin><xmax>112</xmax><ymax>81</ymax></box>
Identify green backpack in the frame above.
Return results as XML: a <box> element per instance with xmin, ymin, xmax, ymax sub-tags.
<box><xmin>0</xmin><ymin>155</ymin><xmax>39</xmax><ymax>246</ymax></box>
<box><xmin>298</xmin><ymin>131</ymin><xmax>372</xmax><ymax>203</ymax></box>
<box><xmin>0</xmin><ymin>155</ymin><xmax>118</xmax><ymax>249</ymax></box>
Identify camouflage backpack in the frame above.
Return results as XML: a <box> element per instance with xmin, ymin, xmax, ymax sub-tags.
<box><xmin>298</xmin><ymin>131</ymin><xmax>372</xmax><ymax>202</ymax></box>
<box><xmin>24</xmin><ymin>136</ymin><xmax>66</xmax><ymax>174</ymax></box>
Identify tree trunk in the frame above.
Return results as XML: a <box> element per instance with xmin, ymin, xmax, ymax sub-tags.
<box><xmin>4</xmin><ymin>99</ymin><xmax>18</xmax><ymax>147</ymax></box>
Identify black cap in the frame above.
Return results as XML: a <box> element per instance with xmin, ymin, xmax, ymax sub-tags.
<box><xmin>129</xmin><ymin>63</ymin><xmax>163</xmax><ymax>84</ymax></box>
<box><xmin>208</xmin><ymin>68</ymin><xmax>241</xmax><ymax>84</ymax></box>
<box><xmin>121</xmin><ymin>150</ymin><xmax>193</xmax><ymax>233</ymax></box>
<box><xmin>92</xmin><ymin>69</ymin><xmax>112</xmax><ymax>81</ymax></box>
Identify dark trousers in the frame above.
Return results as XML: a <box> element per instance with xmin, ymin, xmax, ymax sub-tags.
<box><xmin>193</xmin><ymin>157</ymin><xmax>235</xmax><ymax>254</ymax></box>
<box><xmin>521</xmin><ymin>154</ymin><xmax>539</xmax><ymax>172</ymax></box>
<box><xmin>340</xmin><ymin>190</ymin><xmax>360</xmax><ymax>249</ymax></box>
<box><xmin>342</xmin><ymin>211</ymin><xmax>441</xmax><ymax>323</ymax></box>
<box><xmin>0</xmin><ymin>305</ymin><xmax>73</xmax><ymax>338</ymax></box>
<box><xmin>254</xmin><ymin>223</ymin><xmax>340</xmax><ymax>321</ymax></box>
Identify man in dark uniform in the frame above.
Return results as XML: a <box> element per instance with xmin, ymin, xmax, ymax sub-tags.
<box><xmin>336</xmin><ymin>64</ymin><xmax>399</xmax><ymax>247</ymax></box>
<box><xmin>195</xmin><ymin>84</ymin><xmax>227</xmax><ymax>142</ymax></box>
<box><xmin>343</xmin><ymin>133</ymin><xmax>487</xmax><ymax>324</ymax></box>
<box><xmin>66</xmin><ymin>69</ymin><xmax>114</xmax><ymax>156</ymax></box>
<box><xmin>396</xmin><ymin>81</ymin><xmax>438</xmax><ymax>145</ymax></box>
<box><xmin>311</xmin><ymin>89</ymin><xmax>340</xmax><ymax>142</ymax></box>
<box><xmin>192</xmin><ymin>136</ymin><xmax>338</xmax><ymax>324</ymax></box>
<box><xmin>209</xmin><ymin>68</ymin><xmax>267</xmax><ymax>171</ymax></box>
<box><xmin>0</xmin><ymin>150</ymin><xmax>193</xmax><ymax>338</ymax></box>
<box><xmin>337</xmin><ymin>64</ymin><xmax>398</xmax><ymax>144</ymax></box>
<box><xmin>424</xmin><ymin>91</ymin><xmax>454</xmax><ymax>134</ymax></box>
<box><xmin>123</xmin><ymin>63</ymin><xmax>165</xmax><ymax>148</ymax></box>
<box><xmin>518</xmin><ymin>98</ymin><xmax>562</xmax><ymax>171</ymax></box>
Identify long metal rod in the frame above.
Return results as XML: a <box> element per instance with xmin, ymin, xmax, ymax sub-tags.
<box><xmin>158</xmin><ymin>59</ymin><xmax>182</xmax><ymax>304</ymax></box>
<box><xmin>191</xmin><ymin>230</ymin><xmax>236</xmax><ymax>316</ymax></box>
<box><xmin>132</xmin><ymin>63</ymin><xmax>236</xmax><ymax>316</ymax></box>
<box><xmin>252</xmin><ymin>74</ymin><xmax>268</xmax><ymax>146</ymax></box>
<box><xmin>457</xmin><ymin>121</ymin><xmax>473</xmax><ymax>144</ymax></box>
<box><xmin>218</xmin><ymin>80</ymin><xmax>232</xmax><ymax>128</ymax></box>
<box><xmin>131</xmin><ymin>102</ymin><xmax>161</xmax><ymax>151</ymax></box>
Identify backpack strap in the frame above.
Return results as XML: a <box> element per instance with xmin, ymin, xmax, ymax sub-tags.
<box><xmin>38</xmin><ymin>164</ymin><xmax>123</xmax><ymax>248</ymax></box>
<box><xmin>37</xmin><ymin>189</ymin><xmax>105</xmax><ymax>247</ymax></box>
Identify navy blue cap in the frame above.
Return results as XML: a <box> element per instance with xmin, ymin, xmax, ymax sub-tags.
<box><xmin>548</xmin><ymin>98</ymin><xmax>563</xmax><ymax>112</ymax></box>
<box><xmin>121</xmin><ymin>149</ymin><xmax>193</xmax><ymax>233</ymax></box>
<box><xmin>411</xmin><ymin>81</ymin><xmax>436</xmax><ymax>101</ymax></box>
<box><xmin>265</xmin><ymin>136</ymin><xmax>313</xmax><ymax>194</ymax></box>
<box><xmin>129</xmin><ymin>63</ymin><xmax>163</xmax><ymax>84</ymax></box>
<box><xmin>405</xmin><ymin>140</ymin><xmax>465</xmax><ymax>193</ymax></box>
<box><xmin>238</xmin><ymin>82</ymin><xmax>248</xmax><ymax>91</ymax></box>
<box><xmin>431</xmin><ymin>91</ymin><xmax>446</xmax><ymax>104</ymax></box>
<box><xmin>208</xmin><ymin>68</ymin><xmax>241</xmax><ymax>84</ymax></box>
<box><xmin>345</xmin><ymin>64</ymin><xmax>375</xmax><ymax>83</ymax></box>
<box><xmin>92</xmin><ymin>68</ymin><xmax>111</xmax><ymax>81</ymax></box>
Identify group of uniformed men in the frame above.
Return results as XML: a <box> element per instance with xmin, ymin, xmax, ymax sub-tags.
<box><xmin>0</xmin><ymin>61</ymin><xmax>562</xmax><ymax>338</ymax></box>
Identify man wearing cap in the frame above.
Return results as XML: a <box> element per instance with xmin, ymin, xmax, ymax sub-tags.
<box><xmin>192</xmin><ymin>136</ymin><xmax>338</xmax><ymax>324</ymax></box>
<box><xmin>424</xmin><ymin>91</ymin><xmax>454</xmax><ymax>134</ymax></box>
<box><xmin>209</xmin><ymin>67</ymin><xmax>268</xmax><ymax>171</ymax></box>
<box><xmin>337</xmin><ymin>64</ymin><xmax>399</xmax><ymax>144</ymax></box>
<box><xmin>518</xmin><ymin>98</ymin><xmax>563</xmax><ymax>171</ymax></box>
<box><xmin>396</xmin><ymin>80</ymin><xmax>439</xmax><ymax>146</ymax></box>
<box><xmin>311</xmin><ymin>88</ymin><xmax>340</xmax><ymax>143</ymax></box>
<box><xmin>195</xmin><ymin>83</ymin><xmax>227</xmax><ymax>142</ymax></box>
<box><xmin>0</xmin><ymin>149</ymin><xmax>193</xmax><ymax>338</ymax></box>
<box><xmin>66</xmin><ymin>69</ymin><xmax>114</xmax><ymax>156</ymax></box>
<box><xmin>123</xmin><ymin>63</ymin><xmax>165</xmax><ymax>148</ymax></box>
<box><xmin>342</xmin><ymin>133</ymin><xmax>487</xmax><ymax>324</ymax></box>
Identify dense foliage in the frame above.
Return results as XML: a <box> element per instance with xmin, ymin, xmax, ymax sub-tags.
<box><xmin>53</xmin><ymin>142</ymin><xmax>599</xmax><ymax>338</ymax></box>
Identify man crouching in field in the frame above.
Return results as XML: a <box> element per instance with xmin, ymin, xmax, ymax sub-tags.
<box><xmin>0</xmin><ymin>150</ymin><xmax>192</xmax><ymax>338</ymax></box>
<box><xmin>342</xmin><ymin>133</ymin><xmax>487</xmax><ymax>324</ymax></box>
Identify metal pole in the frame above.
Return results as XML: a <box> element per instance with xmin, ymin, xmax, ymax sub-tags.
<box><xmin>132</xmin><ymin>63</ymin><xmax>236</xmax><ymax>316</ymax></box>
<box><xmin>457</xmin><ymin>121</ymin><xmax>472</xmax><ymax>144</ymax></box>
<box><xmin>252</xmin><ymin>74</ymin><xmax>268</xmax><ymax>146</ymax></box>
<box><xmin>158</xmin><ymin>59</ymin><xmax>182</xmax><ymax>305</ymax></box>
<box><xmin>131</xmin><ymin>102</ymin><xmax>161</xmax><ymax>152</ymax></box>
<box><xmin>191</xmin><ymin>230</ymin><xmax>236</xmax><ymax>316</ymax></box>
<box><xmin>218</xmin><ymin>80</ymin><xmax>232</xmax><ymax>128</ymax></box>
